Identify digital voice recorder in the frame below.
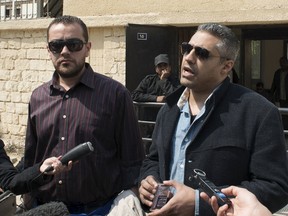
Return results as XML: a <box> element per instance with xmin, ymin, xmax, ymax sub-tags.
<box><xmin>193</xmin><ymin>168</ymin><xmax>231</xmax><ymax>207</ymax></box>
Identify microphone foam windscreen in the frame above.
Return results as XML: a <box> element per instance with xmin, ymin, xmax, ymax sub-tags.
<box><xmin>19</xmin><ymin>201</ymin><xmax>69</xmax><ymax>216</ymax></box>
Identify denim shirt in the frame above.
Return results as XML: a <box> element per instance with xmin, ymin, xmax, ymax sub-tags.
<box><xmin>169</xmin><ymin>87</ymin><xmax>213</xmax><ymax>216</ymax></box>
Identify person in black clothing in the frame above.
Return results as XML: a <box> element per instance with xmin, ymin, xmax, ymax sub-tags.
<box><xmin>138</xmin><ymin>23</ymin><xmax>288</xmax><ymax>216</ymax></box>
<box><xmin>270</xmin><ymin>56</ymin><xmax>288</xmax><ymax>107</ymax></box>
<box><xmin>131</xmin><ymin>54</ymin><xmax>180</xmax><ymax>103</ymax></box>
<box><xmin>270</xmin><ymin>56</ymin><xmax>288</xmax><ymax>129</ymax></box>
<box><xmin>256</xmin><ymin>81</ymin><xmax>273</xmax><ymax>102</ymax></box>
<box><xmin>131</xmin><ymin>53</ymin><xmax>180</xmax><ymax>120</ymax></box>
<box><xmin>0</xmin><ymin>139</ymin><xmax>70</xmax><ymax>195</ymax></box>
<box><xmin>131</xmin><ymin>54</ymin><xmax>180</xmax><ymax>148</ymax></box>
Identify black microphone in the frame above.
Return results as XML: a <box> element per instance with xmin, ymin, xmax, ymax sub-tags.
<box><xmin>44</xmin><ymin>141</ymin><xmax>94</xmax><ymax>172</ymax></box>
<box><xmin>19</xmin><ymin>201</ymin><xmax>69</xmax><ymax>216</ymax></box>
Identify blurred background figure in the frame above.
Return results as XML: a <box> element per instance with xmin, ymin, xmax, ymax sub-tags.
<box><xmin>271</xmin><ymin>56</ymin><xmax>288</xmax><ymax>107</ymax></box>
<box><xmin>131</xmin><ymin>53</ymin><xmax>180</xmax><ymax>104</ymax></box>
<box><xmin>256</xmin><ymin>81</ymin><xmax>273</xmax><ymax>102</ymax></box>
<box><xmin>132</xmin><ymin>54</ymin><xmax>180</xmax><ymax>150</ymax></box>
<box><xmin>270</xmin><ymin>56</ymin><xmax>288</xmax><ymax>129</ymax></box>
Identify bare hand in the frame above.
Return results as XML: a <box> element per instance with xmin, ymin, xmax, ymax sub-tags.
<box><xmin>200</xmin><ymin>192</ymin><xmax>221</xmax><ymax>213</ymax></box>
<box><xmin>148</xmin><ymin>180</ymin><xmax>195</xmax><ymax>216</ymax></box>
<box><xmin>160</xmin><ymin>67</ymin><xmax>171</xmax><ymax>80</ymax></box>
<box><xmin>156</xmin><ymin>96</ymin><xmax>166</xmax><ymax>102</ymax></box>
<box><xmin>40</xmin><ymin>156</ymin><xmax>72</xmax><ymax>175</ymax></box>
<box><xmin>201</xmin><ymin>186</ymin><xmax>272</xmax><ymax>216</ymax></box>
<box><xmin>139</xmin><ymin>175</ymin><xmax>158</xmax><ymax>207</ymax></box>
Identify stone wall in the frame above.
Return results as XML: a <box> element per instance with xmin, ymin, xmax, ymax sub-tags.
<box><xmin>0</xmin><ymin>29</ymin><xmax>50</xmax><ymax>155</ymax></box>
<box><xmin>0</xmin><ymin>20</ymin><xmax>126</xmax><ymax>157</ymax></box>
<box><xmin>65</xmin><ymin>0</ymin><xmax>288</xmax><ymax>26</ymax></box>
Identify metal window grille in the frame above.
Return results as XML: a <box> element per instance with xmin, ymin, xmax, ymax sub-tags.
<box><xmin>0</xmin><ymin>0</ymin><xmax>61</xmax><ymax>21</ymax></box>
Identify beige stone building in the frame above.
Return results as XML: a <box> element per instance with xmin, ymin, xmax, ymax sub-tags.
<box><xmin>0</xmin><ymin>0</ymin><xmax>288</xmax><ymax>156</ymax></box>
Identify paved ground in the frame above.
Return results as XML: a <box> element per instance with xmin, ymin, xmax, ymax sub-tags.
<box><xmin>274</xmin><ymin>204</ymin><xmax>288</xmax><ymax>216</ymax></box>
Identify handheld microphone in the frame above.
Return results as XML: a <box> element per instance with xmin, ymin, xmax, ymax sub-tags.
<box><xmin>44</xmin><ymin>141</ymin><xmax>94</xmax><ymax>172</ymax></box>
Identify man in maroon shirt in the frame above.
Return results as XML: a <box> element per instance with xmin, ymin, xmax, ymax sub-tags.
<box><xmin>23</xmin><ymin>15</ymin><xmax>145</xmax><ymax>215</ymax></box>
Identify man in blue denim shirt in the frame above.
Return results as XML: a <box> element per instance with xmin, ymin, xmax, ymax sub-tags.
<box><xmin>138</xmin><ymin>23</ymin><xmax>288</xmax><ymax>216</ymax></box>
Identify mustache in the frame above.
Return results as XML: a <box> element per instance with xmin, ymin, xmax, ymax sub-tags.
<box><xmin>58</xmin><ymin>58</ymin><xmax>74</xmax><ymax>63</ymax></box>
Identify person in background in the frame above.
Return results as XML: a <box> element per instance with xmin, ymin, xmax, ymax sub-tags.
<box><xmin>255</xmin><ymin>81</ymin><xmax>272</xmax><ymax>102</ymax></box>
<box><xmin>23</xmin><ymin>15</ymin><xmax>145</xmax><ymax>215</ymax></box>
<box><xmin>270</xmin><ymin>56</ymin><xmax>288</xmax><ymax>129</ymax></box>
<box><xmin>200</xmin><ymin>186</ymin><xmax>272</xmax><ymax>216</ymax></box>
<box><xmin>271</xmin><ymin>56</ymin><xmax>288</xmax><ymax>107</ymax></box>
<box><xmin>131</xmin><ymin>54</ymin><xmax>180</xmax><ymax>103</ymax></box>
<box><xmin>131</xmin><ymin>54</ymin><xmax>180</xmax><ymax>146</ymax></box>
<box><xmin>0</xmin><ymin>138</ymin><xmax>70</xmax><ymax>195</ymax></box>
<box><xmin>138</xmin><ymin>23</ymin><xmax>288</xmax><ymax>216</ymax></box>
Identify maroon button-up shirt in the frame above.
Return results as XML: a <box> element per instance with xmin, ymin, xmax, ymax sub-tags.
<box><xmin>24</xmin><ymin>63</ymin><xmax>144</xmax><ymax>206</ymax></box>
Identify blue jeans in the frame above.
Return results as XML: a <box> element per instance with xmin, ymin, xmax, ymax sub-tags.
<box><xmin>69</xmin><ymin>198</ymin><xmax>114</xmax><ymax>216</ymax></box>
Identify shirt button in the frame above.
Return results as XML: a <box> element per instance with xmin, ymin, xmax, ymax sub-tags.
<box><xmin>184</xmin><ymin>138</ymin><xmax>189</xmax><ymax>142</ymax></box>
<box><xmin>180</xmin><ymin>164</ymin><xmax>184</xmax><ymax>169</ymax></box>
<box><xmin>61</xmin><ymin>137</ymin><xmax>65</xmax><ymax>141</ymax></box>
<box><xmin>63</xmin><ymin>115</ymin><xmax>67</xmax><ymax>119</ymax></box>
<box><xmin>58</xmin><ymin>180</ymin><xmax>63</xmax><ymax>185</ymax></box>
<box><xmin>65</xmin><ymin>95</ymin><xmax>69</xmax><ymax>99</ymax></box>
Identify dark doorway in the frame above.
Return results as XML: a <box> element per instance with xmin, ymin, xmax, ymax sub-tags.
<box><xmin>241</xmin><ymin>25</ymin><xmax>288</xmax><ymax>89</ymax></box>
<box><xmin>126</xmin><ymin>24</ymin><xmax>178</xmax><ymax>92</ymax></box>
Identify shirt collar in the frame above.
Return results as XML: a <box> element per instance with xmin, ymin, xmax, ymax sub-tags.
<box><xmin>177</xmin><ymin>87</ymin><xmax>190</xmax><ymax>109</ymax></box>
<box><xmin>49</xmin><ymin>63</ymin><xmax>95</xmax><ymax>95</ymax></box>
<box><xmin>79</xmin><ymin>63</ymin><xmax>96</xmax><ymax>89</ymax></box>
<box><xmin>177</xmin><ymin>86</ymin><xmax>220</xmax><ymax>110</ymax></box>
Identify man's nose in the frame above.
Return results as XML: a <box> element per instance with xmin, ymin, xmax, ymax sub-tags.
<box><xmin>60</xmin><ymin>45</ymin><xmax>70</xmax><ymax>53</ymax></box>
<box><xmin>184</xmin><ymin>49</ymin><xmax>197</xmax><ymax>64</ymax></box>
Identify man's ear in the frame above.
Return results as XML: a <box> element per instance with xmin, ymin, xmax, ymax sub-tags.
<box><xmin>47</xmin><ymin>44</ymin><xmax>52</xmax><ymax>60</ymax></box>
<box><xmin>221</xmin><ymin>60</ymin><xmax>234</xmax><ymax>75</ymax></box>
<box><xmin>85</xmin><ymin>42</ymin><xmax>92</xmax><ymax>57</ymax></box>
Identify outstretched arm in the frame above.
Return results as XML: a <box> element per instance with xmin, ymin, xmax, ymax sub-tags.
<box><xmin>200</xmin><ymin>186</ymin><xmax>272</xmax><ymax>216</ymax></box>
<box><xmin>0</xmin><ymin>140</ymin><xmax>71</xmax><ymax>195</ymax></box>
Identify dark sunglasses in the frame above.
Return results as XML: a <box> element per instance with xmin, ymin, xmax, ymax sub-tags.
<box><xmin>181</xmin><ymin>42</ymin><xmax>225</xmax><ymax>60</ymax></box>
<box><xmin>48</xmin><ymin>39</ymin><xmax>86</xmax><ymax>54</ymax></box>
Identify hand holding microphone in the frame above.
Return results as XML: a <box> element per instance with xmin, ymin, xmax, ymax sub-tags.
<box><xmin>40</xmin><ymin>157</ymin><xmax>66</xmax><ymax>174</ymax></box>
<box><xmin>44</xmin><ymin>141</ymin><xmax>94</xmax><ymax>173</ymax></box>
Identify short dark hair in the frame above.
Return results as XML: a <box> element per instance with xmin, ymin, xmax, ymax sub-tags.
<box><xmin>197</xmin><ymin>23</ymin><xmax>240</xmax><ymax>61</ymax></box>
<box><xmin>47</xmin><ymin>15</ymin><xmax>89</xmax><ymax>42</ymax></box>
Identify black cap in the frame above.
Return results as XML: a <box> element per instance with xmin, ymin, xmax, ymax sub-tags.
<box><xmin>154</xmin><ymin>54</ymin><xmax>169</xmax><ymax>66</ymax></box>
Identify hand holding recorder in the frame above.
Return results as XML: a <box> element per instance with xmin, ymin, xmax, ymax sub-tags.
<box><xmin>193</xmin><ymin>169</ymin><xmax>231</xmax><ymax>207</ymax></box>
<box><xmin>139</xmin><ymin>176</ymin><xmax>196</xmax><ymax>216</ymax></box>
<box><xmin>204</xmin><ymin>186</ymin><xmax>272</xmax><ymax>216</ymax></box>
